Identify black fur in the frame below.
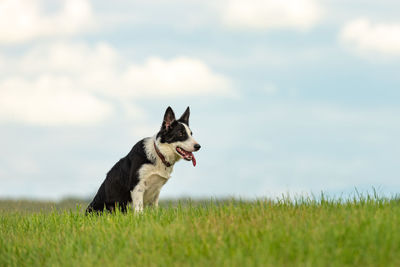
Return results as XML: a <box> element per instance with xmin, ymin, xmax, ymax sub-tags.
<box><xmin>157</xmin><ymin>121</ymin><xmax>190</xmax><ymax>143</ymax></box>
<box><xmin>86</xmin><ymin>139</ymin><xmax>152</xmax><ymax>213</ymax></box>
<box><xmin>157</xmin><ymin>107</ymin><xmax>191</xmax><ymax>143</ymax></box>
<box><xmin>179</xmin><ymin>107</ymin><xmax>190</xmax><ymax>126</ymax></box>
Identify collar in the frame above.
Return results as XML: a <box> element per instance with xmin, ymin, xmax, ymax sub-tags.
<box><xmin>153</xmin><ymin>141</ymin><xmax>171</xmax><ymax>167</ymax></box>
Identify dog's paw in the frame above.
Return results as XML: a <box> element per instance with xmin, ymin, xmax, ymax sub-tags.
<box><xmin>134</xmin><ymin>206</ymin><xmax>143</xmax><ymax>214</ymax></box>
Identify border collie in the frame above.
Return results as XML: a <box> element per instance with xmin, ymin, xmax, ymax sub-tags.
<box><xmin>86</xmin><ymin>107</ymin><xmax>200</xmax><ymax>213</ymax></box>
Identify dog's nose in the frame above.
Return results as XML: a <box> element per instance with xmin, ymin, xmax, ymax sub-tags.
<box><xmin>194</xmin><ymin>144</ymin><xmax>201</xmax><ymax>151</ymax></box>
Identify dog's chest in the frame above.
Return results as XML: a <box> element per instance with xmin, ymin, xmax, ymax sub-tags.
<box><xmin>138</xmin><ymin>162</ymin><xmax>173</xmax><ymax>180</ymax></box>
<box><xmin>138</xmin><ymin>163</ymin><xmax>172</xmax><ymax>203</ymax></box>
<box><xmin>142</xmin><ymin>174</ymin><xmax>167</xmax><ymax>204</ymax></box>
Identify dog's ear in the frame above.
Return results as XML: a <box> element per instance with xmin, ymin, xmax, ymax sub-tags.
<box><xmin>178</xmin><ymin>106</ymin><xmax>190</xmax><ymax>126</ymax></box>
<box><xmin>162</xmin><ymin>106</ymin><xmax>176</xmax><ymax>130</ymax></box>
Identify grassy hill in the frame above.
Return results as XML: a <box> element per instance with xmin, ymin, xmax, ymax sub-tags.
<box><xmin>1</xmin><ymin>196</ymin><xmax>399</xmax><ymax>266</ymax></box>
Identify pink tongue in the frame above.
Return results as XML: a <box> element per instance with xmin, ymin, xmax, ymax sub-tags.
<box><xmin>190</xmin><ymin>152</ymin><xmax>196</xmax><ymax>167</ymax></box>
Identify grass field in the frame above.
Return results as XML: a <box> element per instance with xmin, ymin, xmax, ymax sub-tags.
<box><xmin>1</xmin><ymin>195</ymin><xmax>399</xmax><ymax>266</ymax></box>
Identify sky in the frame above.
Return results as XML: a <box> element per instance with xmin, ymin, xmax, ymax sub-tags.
<box><xmin>0</xmin><ymin>0</ymin><xmax>399</xmax><ymax>200</ymax></box>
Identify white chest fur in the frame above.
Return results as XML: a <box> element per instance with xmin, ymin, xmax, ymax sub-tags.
<box><xmin>142</xmin><ymin>174</ymin><xmax>167</xmax><ymax>205</ymax></box>
<box><xmin>138</xmin><ymin>162</ymin><xmax>172</xmax><ymax>201</ymax></box>
<box><xmin>131</xmin><ymin>165</ymin><xmax>172</xmax><ymax>211</ymax></box>
<box><xmin>130</xmin><ymin>137</ymin><xmax>178</xmax><ymax>211</ymax></box>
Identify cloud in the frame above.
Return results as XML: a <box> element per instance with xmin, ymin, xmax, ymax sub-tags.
<box><xmin>95</xmin><ymin>0</ymin><xmax>322</xmax><ymax>32</ymax></box>
<box><xmin>0</xmin><ymin>76</ymin><xmax>113</xmax><ymax>126</ymax></box>
<box><xmin>9</xmin><ymin>42</ymin><xmax>235</xmax><ymax>99</ymax></box>
<box><xmin>220</xmin><ymin>0</ymin><xmax>322</xmax><ymax>31</ymax></box>
<box><xmin>0</xmin><ymin>42</ymin><xmax>234</xmax><ymax>126</ymax></box>
<box><xmin>339</xmin><ymin>18</ymin><xmax>400</xmax><ymax>57</ymax></box>
<box><xmin>121</xmin><ymin>57</ymin><xmax>233</xmax><ymax>98</ymax></box>
<box><xmin>0</xmin><ymin>0</ymin><xmax>94</xmax><ymax>44</ymax></box>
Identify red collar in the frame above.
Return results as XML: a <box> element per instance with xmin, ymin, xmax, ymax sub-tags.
<box><xmin>153</xmin><ymin>142</ymin><xmax>171</xmax><ymax>167</ymax></box>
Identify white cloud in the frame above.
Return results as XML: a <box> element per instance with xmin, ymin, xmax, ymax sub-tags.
<box><xmin>96</xmin><ymin>0</ymin><xmax>322</xmax><ymax>32</ymax></box>
<box><xmin>9</xmin><ymin>42</ymin><xmax>234</xmax><ymax>99</ymax></box>
<box><xmin>0</xmin><ymin>0</ymin><xmax>94</xmax><ymax>44</ymax></box>
<box><xmin>20</xmin><ymin>42</ymin><xmax>118</xmax><ymax>75</ymax></box>
<box><xmin>0</xmin><ymin>42</ymin><xmax>234</xmax><ymax>126</ymax></box>
<box><xmin>0</xmin><ymin>76</ymin><xmax>113</xmax><ymax>126</ymax></box>
<box><xmin>339</xmin><ymin>18</ymin><xmax>400</xmax><ymax>57</ymax></box>
<box><xmin>121</xmin><ymin>57</ymin><xmax>233</xmax><ymax>98</ymax></box>
<box><xmin>220</xmin><ymin>0</ymin><xmax>322</xmax><ymax>31</ymax></box>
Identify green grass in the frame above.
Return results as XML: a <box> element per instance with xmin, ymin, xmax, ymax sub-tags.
<box><xmin>1</xmin><ymin>196</ymin><xmax>400</xmax><ymax>266</ymax></box>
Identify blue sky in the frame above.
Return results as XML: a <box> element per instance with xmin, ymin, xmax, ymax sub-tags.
<box><xmin>0</xmin><ymin>0</ymin><xmax>399</xmax><ymax>200</ymax></box>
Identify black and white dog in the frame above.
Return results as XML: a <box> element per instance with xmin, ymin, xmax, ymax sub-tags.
<box><xmin>86</xmin><ymin>106</ymin><xmax>200</xmax><ymax>213</ymax></box>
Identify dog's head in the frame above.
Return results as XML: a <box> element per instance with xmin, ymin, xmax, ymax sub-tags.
<box><xmin>156</xmin><ymin>106</ymin><xmax>200</xmax><ymax>166</ymax></box>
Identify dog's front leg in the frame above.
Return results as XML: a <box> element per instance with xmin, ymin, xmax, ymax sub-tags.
<box><xmin>131</xmin><ymin>183</ymin><xmax>145</xmax><ymax>213</ymax></box>
<box><xmin>153</xmin><ymin>191</ymin><xmax>160</xmax><ymax>208</ymax></box>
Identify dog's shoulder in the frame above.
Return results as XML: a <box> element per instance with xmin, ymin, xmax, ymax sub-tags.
<box><xmin>127</xmin><ymin>138</ymin><xmax>153</xmax><ymax>164</ymax></box>
<box><xmin>104</xmin><ymin>138</ymin><xmax>153</xmax><ymax>186</ymax></box>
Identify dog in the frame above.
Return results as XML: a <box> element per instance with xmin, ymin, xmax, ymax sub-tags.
<box><xmin>86</xmin><ymin>106</ymin><xmax>200</xmax><ymax>213</ymax></box>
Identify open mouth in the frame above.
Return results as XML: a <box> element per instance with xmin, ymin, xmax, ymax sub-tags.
<box><xmin>176</xmin><ymin>147</ymin><xmax>197</xmax><ymax>167</ymax></box>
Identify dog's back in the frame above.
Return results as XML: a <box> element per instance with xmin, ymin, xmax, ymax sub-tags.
<box><xmin>86</xmin><ymin>139</ymin><xmax>151</xmax><ymax>213</ymax></box>
<box><xmin>86</xmin><ymin>181</ymin><xmax>106</xmax><ymax>213</ymax></box>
